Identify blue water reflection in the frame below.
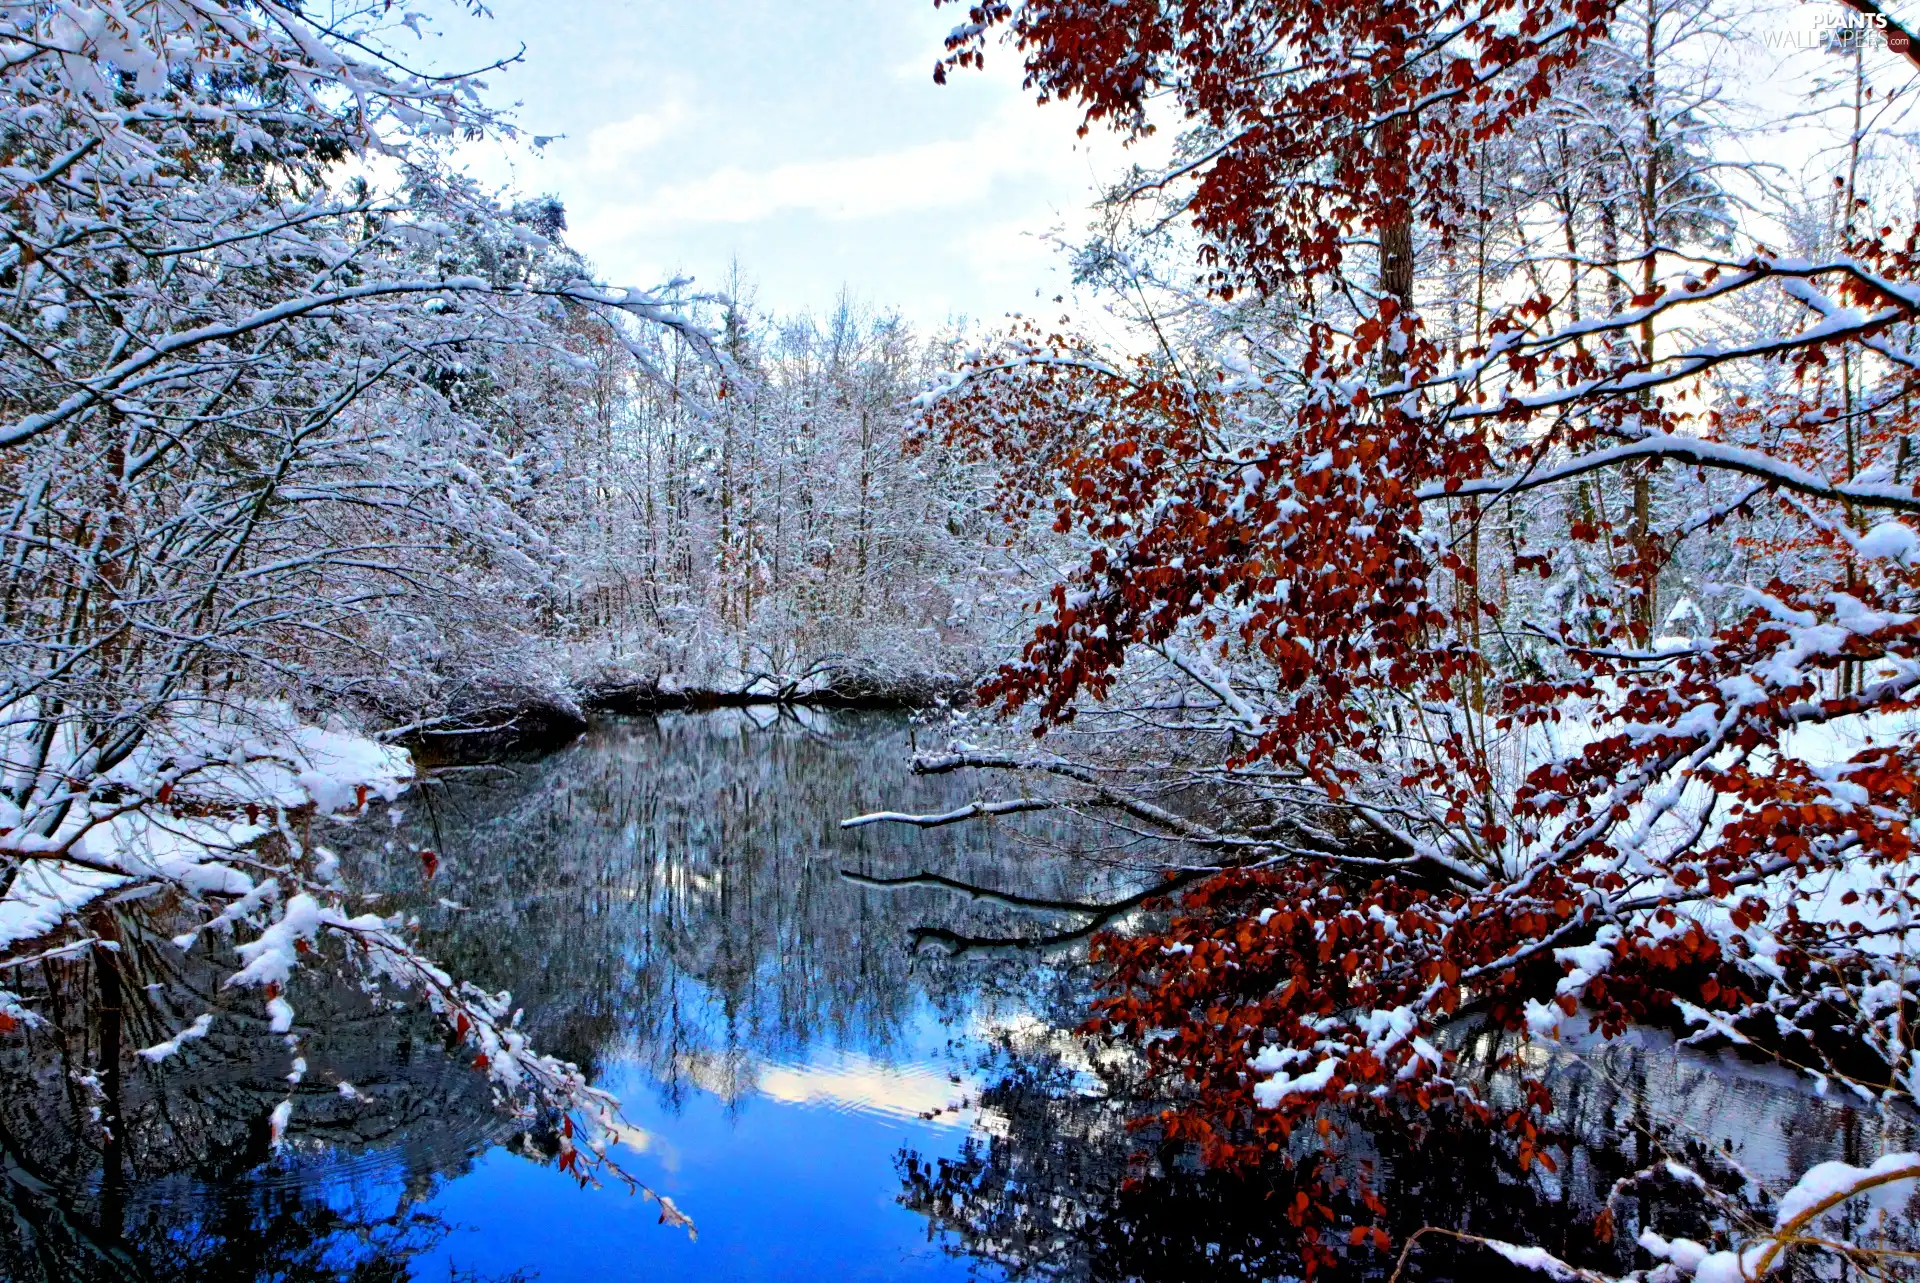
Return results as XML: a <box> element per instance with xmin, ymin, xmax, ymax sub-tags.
<box><xmin>419</xmin><ymin>1013</ymin><xmax>990</xmax><ymax>1281</ymax></box>
<box><xmin>0</xmin><ymin>711</ymin><xmax>1101</xmax><ymax>1281</ymax></box>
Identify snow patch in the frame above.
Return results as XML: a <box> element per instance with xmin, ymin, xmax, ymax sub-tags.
<box><xmin>1252</xmin><ymin>1055</ymin><xmax>1340</xmax><ymax>1108</ymax></box>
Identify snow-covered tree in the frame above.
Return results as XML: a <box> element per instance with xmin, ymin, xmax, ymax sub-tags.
<box><xmin>0</xmin><ymin>0</ymin><xmax>713</xmax><ymax>1200</ymax></box>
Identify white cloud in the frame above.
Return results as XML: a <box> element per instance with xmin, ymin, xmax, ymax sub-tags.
<box><xmin>568</xmin><ymin>99</ymin><xmax>1079</xmax><ymax>239</ymax></box>
<box><xmin>575</xmin><ymin>102</ymin><xmax>687</xmax><ymax>176</ymax></box>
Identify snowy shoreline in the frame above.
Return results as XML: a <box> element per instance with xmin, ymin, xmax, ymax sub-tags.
<box><xmin>398</xmin><ymin>671</ymin><xmax>971</xmax><ymax>760</ymax></box>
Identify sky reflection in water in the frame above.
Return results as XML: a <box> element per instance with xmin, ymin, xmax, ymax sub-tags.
<box><xmin>418</xmin><ymin>1011</ymin><xmax>991</xmax><ymax>1281</ymax></box>
<box><xmin>309</xmin><ymin>710</ymin><xmax>1081</xmax><ymax>1282</ymax></box>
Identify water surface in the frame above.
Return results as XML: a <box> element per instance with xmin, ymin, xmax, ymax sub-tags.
<box><xmin>3</xmin><ymin>711</ymin><xmax>1914</xmax><ymax>1282</ymax></box>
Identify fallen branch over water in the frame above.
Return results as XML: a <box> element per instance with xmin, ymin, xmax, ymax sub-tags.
<box><xmin>839</xmin><ymin>865</ymin><xmax>1215</xmax><ymax>956</ymax></box>
<box><xmin>841</xmin><ymin>798</ymin><xmax>1056</xmax><ymax>829</ymax></box>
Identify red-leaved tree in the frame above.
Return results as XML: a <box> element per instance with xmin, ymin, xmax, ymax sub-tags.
<box><xmin>892</xmin><ymin>0</ymin><xmax>1920</xmax><ymax>1268</ymax></box>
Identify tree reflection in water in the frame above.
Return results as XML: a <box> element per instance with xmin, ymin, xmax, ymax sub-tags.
<box><xmin>372</xmin><ymin>710</ymin><xmax>1109</xmax><ymax>1107</ymax></box>
<box><xmin>897</xmin><ymin>1018</ymin><xmax>1920</xmax><ymax>1281</ymax></box>
<box><xmin>0</xmin><ymin>937</ymin><xmax>511</xmax><ymax>1282</ymax></box>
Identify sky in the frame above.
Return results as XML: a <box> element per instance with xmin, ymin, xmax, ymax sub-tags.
<box><xmin>411</xmin><ymin>0</ymin><xmax>1131</xmax><ymax>326</ymax></box>
<box><xmin>397</xmin><ymin>0</ymin><xmax>1911</xmax><ymax>332</ymax></box>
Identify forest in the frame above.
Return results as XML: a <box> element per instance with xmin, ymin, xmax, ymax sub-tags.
<box><xmin>3</xmin><ymin>0</ymin><xmax>1920</xmax><ymax>1280</ymax></box>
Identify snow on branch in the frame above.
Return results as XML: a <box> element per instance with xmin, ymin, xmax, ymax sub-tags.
<box><xmin>1418</xmin><ymin>434</ymin><xmax>1920</xmax><ymax>514</ymax></box>
<box><xmin>841</xmin><ymin>797</ymin><xmax>1055</xmax><ymax>829</ymax></box>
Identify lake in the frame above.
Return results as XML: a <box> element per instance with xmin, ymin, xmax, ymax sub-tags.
<box><xmin>1</xmin><ymin>711</ymin><xmax>1911</xmax><ymax>1281</ymax></box>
